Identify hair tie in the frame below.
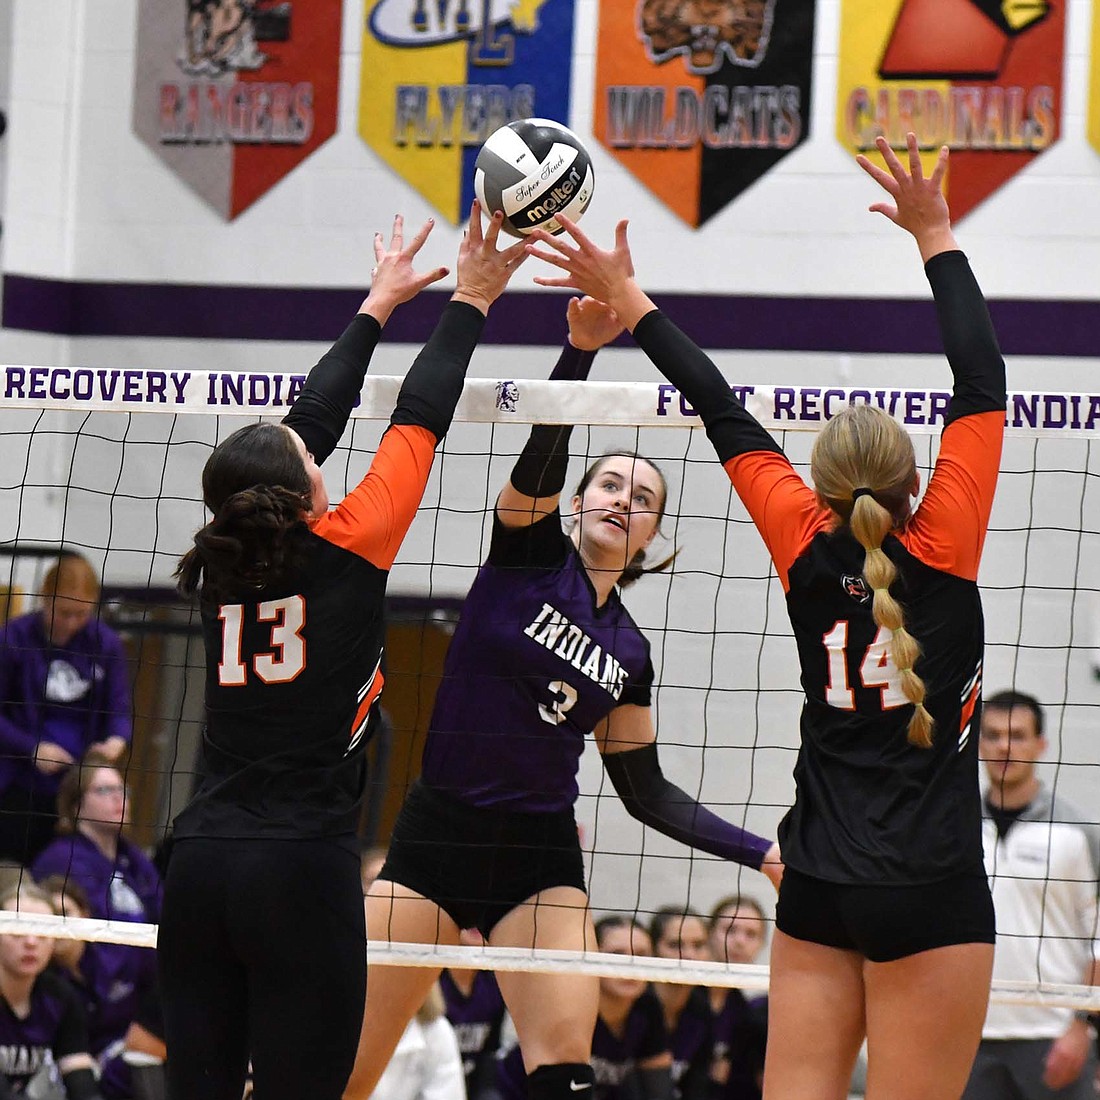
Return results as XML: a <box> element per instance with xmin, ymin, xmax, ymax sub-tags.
<box><xmin>851</xmin><ymin>487</ymin><xmax>875</xmax><ymax>502</ymax></box>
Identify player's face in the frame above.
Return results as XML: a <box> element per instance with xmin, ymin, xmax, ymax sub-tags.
<box><xmin>285</xmin><ymin>427</ymin><xmax>328</xmax><ymax>518</ymax></box>
<box><xmin>0</xmin><ymin>898</ymin><xmax>54</xmax><ymax>980</ymax></box>
<box><xmin>571</xmin><ymin>456</ymin><xmax>663</xmax><ymax>570</ymax></box>
<box><xmin>80</xmin><ymin>767</ymin><xmax>129</xmax><ymax>829</ymax></box>
<box><xmin>654</xmin><ymin>914</ymin><xmax>710</xmax><ymax>962</ymax></box>
<box><xmin>598</xmin><ymin>922</ymin><xmax>652</xmax><ymax>1001</ymax></box>
<box><xmin>43</xmin><ymin>589</ymin><xmax>96</xmax><ymax>647</ymax></box>
<box><xmin>980</xmin><ymin>706</ymin><xmax>1045</xmax><ymax>792</ymax></box>
<box><xmin>711</xmin><ymin>905</ymin><xmax>765</xmax><ymax>964</ymax></box>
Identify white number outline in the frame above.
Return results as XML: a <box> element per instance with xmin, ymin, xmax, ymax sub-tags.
<box><xmin>539</xmin><ymin>679</ymin><xmax>579</xmax><ymax>725</ymax></box>
<box><xmin>217</xmin><ymin>596</ymin><xmax>307</xmax><ymax>687</ymax></box>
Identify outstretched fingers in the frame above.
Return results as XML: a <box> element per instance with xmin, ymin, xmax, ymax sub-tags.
<box><xmin>387</xmin><ymin>213</ymin><xmax>405</xmax><ymax>253</ymax></box>
<box><xmin>930</xmin><ymin>143</ymin><xmax>950</xmax><ymax>190</ymax></box>
<box><xmin>855</xmin><ymin>152</ymin><xmax>899</xmax><ymax>196</ymax></box>
<box><xmin>404</xmin><ymin>216</ymin><xmax>436</xmax><ymax>259</ymax></box>
<box><xmin>465</xmin><ymin>200</ymin><xmax>485</xmax><ymax>248</ymax></box>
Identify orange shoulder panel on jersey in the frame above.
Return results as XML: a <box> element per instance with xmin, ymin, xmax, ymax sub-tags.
<box><xmin>311</xmin><ymin>423</ymin><xmax>438</xmax><ymax>571</ymax></box>
<box><xmin>900</xmin><ymin>411</ymin><xmax>1004</xmax><ymax>582</ymax></box>
<box><xmin>723</xmin><ymin>451</ymin><xmax>830</xmax><ymax>591</ymax></box>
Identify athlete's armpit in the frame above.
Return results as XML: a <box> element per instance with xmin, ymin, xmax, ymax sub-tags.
<box><xmin>313</xmin><ymin>423</ymin><xmax>437</xmax><ymax>570</ymax></box>
<box><xmin>902</xmin><ymin>410</ymin><xmax>1004</xmax><ymax>581</ymax></box>
<box><xmin>724</xmin><ymin>451</ymin><xmax>828</xmax><ymax>590</ymax></box>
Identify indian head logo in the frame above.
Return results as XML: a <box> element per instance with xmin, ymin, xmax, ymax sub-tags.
<box><xmin>638</xmin><ymin>0</ymin><xmax>777</xmax><ymax>75</ymax></box>
<box><xmin>359</xmin><ymin>0</ymin><xmax>578</xmax><ymax>224</ymax></box>
<box><xmin>837</xmin><ymin>0</ymin><xmax>1065</xmax><ymax>220</ymax></box>
<box><xmin>595</xmin><ymin>0</ymin><xmax>815</xmax><ymax>227</ymax></box>
<box><xmin>133</xmin><ymin>0</ymin><xmax>341</xmax><ymax>219</ymax></box>
<box><xmin>495</xmin><ymin>380</ymin><xmax>520</xmax><ymax>412</ymax></box>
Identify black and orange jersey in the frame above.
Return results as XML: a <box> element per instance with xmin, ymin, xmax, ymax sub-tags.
<box><xmin>174</xmin><ymin>302</ymin><xmax>486</xmax><ymax>842</ymax></box>
<box><xmin>632</xmin><ymin>251</ymin><xmax>1006</xmax><ymax>884</ymax></box>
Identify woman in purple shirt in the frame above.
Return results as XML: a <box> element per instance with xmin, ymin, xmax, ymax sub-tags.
<box><xmin>0</xmin><ymin>554</ymin><xmax>131</xmax><ymax>863</ymax></box>
<box><xmin>345</xmin><ymin>298</ymin><xmax>781</xmax><ymax>1100</ymax></box>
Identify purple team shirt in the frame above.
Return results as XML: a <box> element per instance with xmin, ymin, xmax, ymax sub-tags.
<box><xmin>0</xmin><ymin>612</ymin><xmax>131</xmax><ymax>797</ymax></box>
<box><xmin>440</xmin><ymin>969</ymin><xmax>505</xmax><ymax>1093</ymax></box>
<box><xmin>0</xmin><ymin>970</ymin><xmax>89</xmax><ymax>1094</ymax></box>
<box><xmin>422</xmin><ymin>519</ymin><xmax>653</xmax><ymax>812</ymax></box>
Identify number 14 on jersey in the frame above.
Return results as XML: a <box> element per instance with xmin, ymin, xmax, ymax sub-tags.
<box><xmin>821</xmin><ymin>620</ymin><xmax>907</xmax><ymax>710</ymax></box>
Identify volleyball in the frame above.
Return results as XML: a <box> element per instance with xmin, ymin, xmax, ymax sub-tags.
<box><xmin>474</xmin><ymin>118</ymin><xmax>595</xmax><ymax>238</ymax></box>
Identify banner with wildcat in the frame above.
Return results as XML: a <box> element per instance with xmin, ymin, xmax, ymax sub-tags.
<box><xmin>132</xmin><ymin>0</ymin><xmax>342</xmax><ymax>220</ymax></box>
<box><xmin>359</xmin><ymin>0</ymin><xmax>577</xmax><ymax>224</ymax></box>
<box><xmin>592</xmin><ymin>0</ymin><xmax>815</xmax><ymax>228</ymax></box>
<box><xmin>836</xmin><ymin>0</ymin><xmax>1065</xmax><ymax>220</ymax></box>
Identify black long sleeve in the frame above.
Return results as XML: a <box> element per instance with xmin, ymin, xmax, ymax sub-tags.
<box><xmin>390</xmin><ymin>300</ymin><xmax>486</xmax><ymax>440</ymax></box>
<box><xmin>603</xmin><ymin>743</ymin><xmax>773</xmax><ymax>870</ymax></box>
<box><xmin>282</xmin><ymin>313</ymin><xmax>383</xmax><ymax>465</ymax></box>
<box><xmin>508</xmin><ymin>341</ymin><xmax>597</xmax><ymax>498</ymax></box>
<box><xmin>924</xmin><ymin>250</ymin><xmax>1006</xmax><ymax>424</ymax></box>
<box><xmin>632</xmin><ymin>311</ymin><xmax>782</xmax><ymax>465</ymax></box>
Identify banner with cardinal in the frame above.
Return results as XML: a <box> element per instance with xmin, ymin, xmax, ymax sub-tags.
<box><xmin>836</xmin><ymin>0</ymin><xmax>1066</xmax><ymax>221</ymax></box>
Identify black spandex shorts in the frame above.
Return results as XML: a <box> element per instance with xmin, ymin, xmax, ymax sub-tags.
<box><xmin>379</xmin><ymin>780</ymin><xmax>587</xmax><ymax>937</ymax></box>
<box><xmin>775</xmin><ymin>866</ymin><xmax>995</xmax><ymax>963</ymax></box>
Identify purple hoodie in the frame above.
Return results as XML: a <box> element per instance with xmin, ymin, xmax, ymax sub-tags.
<box><xmin>0</xmin><ymin>611</ymin><xmax>131</xmax><ymax>797</ymax></box>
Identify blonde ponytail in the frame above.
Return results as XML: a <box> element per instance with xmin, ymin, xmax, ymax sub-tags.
<box><xmin>849</xmin><ymin>494</ymin><xmax>933</xmax><ymax>747</ymax></box>
<box><xmin>811</xmin><ymin>404</ymin><xmax>932</xmax><ymax>748</ymax></box>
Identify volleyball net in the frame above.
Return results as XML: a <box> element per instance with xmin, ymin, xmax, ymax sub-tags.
<box><xmin>0</xmin><ymin>368</ymin><xmax>1098</xmax><ymax>1008</ymax></box>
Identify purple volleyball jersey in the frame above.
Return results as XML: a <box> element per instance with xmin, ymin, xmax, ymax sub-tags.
<box><xmin>0</xmin><ymin>970</ymin><xmax>89</xmax><ymax>1093</ymax></box>
<box><xmin>439</xmin><ymin>969</ymin><xmax>505</xmax><ymax>1084</ymax></box>
<box><xmin>712</xmin><ymin>991</ymin><xmax>766</xmax><ymax>1100</ymax></box>
<box><xmin>667</xmin><ymin>986</ymin><xmax>715</xmax><ymax>1099</ymax></box>
<box><xmin>0</xmin><ymin>612</ymin><xmax>131</xmax><ymax>798</ymax></box>
<box><xmin>422</xmin><ymin>512</ymin><xmax>654</xmax><ymax>812</ymax></box>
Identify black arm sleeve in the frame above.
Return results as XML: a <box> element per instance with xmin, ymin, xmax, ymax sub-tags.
<box><xmin>631</xmin><ymin>311</ymin><xmax>782</xmax><ymax>465</ymax></box>
<box><xmin>924</xmin><ymin>250</ymin><xmax>1007</xmax><ymax>425</ymax></box>
<box><xmin>603</xmin><ymin>743</ymin><xmax>773</xmax><ymax>870</ymax></box>
<box><xmin>509</xmin><ymin>341</ymin><xmax>597</xmax><ymax>498</ymax></box>
<box><xmin>282</xmin><ymin>313</ymin><xmax>383</xmax><ymax>465</ymax></box>
<box><xmin>61</xmin><ymin>1068</ymin><xmax>103</xmax><ymax>1100</ymax></box>
<box><xmin>390</xmin><ymin>301</ymin><xmax>486</xmax><ymax>440</ymax></box>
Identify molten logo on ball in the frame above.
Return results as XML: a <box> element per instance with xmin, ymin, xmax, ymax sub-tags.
<box><xmin>475</xmin><ymin>117</ymin><xmax>595</xmax><ymax>237</ymax></box>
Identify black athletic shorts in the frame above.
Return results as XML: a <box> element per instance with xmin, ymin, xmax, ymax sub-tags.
<box><xmin>379</xmin><ymin>780</ymin><xmax>587</xmax><ymax>937</ymax></box>
<box><xmin>776</xmin><ymin>866</ymin><xmax>996</xmax><ymax>963</ymax></box>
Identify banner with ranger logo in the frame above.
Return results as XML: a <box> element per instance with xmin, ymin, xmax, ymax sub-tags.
<box><xmin>359</xmin><ymin>0</ymin><xmax>577</xmax><ymax>224</ymax></box>
<box><xmin>837</xmin><ymin>0</ymin><xmax>1065</xmax><ymax>220</ymax></box>
<box><xmin>133</xmin><ymin>0</ymin><xmax>342</xmax><ymax>220</ymax></box>
<box><xmin>593</xmin><ymin>0</ymin><xmax>815</xmax><ymax>228</ymax></box>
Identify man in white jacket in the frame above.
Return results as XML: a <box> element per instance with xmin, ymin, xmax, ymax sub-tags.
<box><xmin>963</xmin><ymin>690</ymin><xmax>1100</xmax><ymax>1100</ymax></box>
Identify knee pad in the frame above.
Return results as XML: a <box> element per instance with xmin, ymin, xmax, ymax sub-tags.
<box><xmin>527</xmin><ymin>1062</ymin><xmax>596</xmax><ymax>1100</ymax></box>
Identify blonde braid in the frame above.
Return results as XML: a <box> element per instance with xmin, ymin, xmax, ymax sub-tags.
<box><xmin>849</xmin><ymin>494</ymin><xmax>934</xmax><ymax>747</ymax></box>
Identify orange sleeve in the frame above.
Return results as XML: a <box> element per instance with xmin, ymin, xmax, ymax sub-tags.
<box><xmin>724</xmin><ymin>451</ymin><xmax>831</xmax><ymax>591</ymax></box>
<box><xmin>310</xmin><ymin>424</ymin><xmax>438</xmax><ymax>570</ymax></box>
<box><xmin>900</xmin><ymin>411</ymin><xmax>1004</xmax><ymax>581</ymax></box>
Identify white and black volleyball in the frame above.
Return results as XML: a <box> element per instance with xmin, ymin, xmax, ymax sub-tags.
<box><xmin>474</xmin><ymin>118</ymin><xmax>595</xmax><ymax>238</ymax></box>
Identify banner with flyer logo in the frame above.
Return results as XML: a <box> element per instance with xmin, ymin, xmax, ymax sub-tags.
<box><xmin>837</xmin><ymin>0</ymin><xmax>1065</xmax><ymax>220</ymax></box>
<box><xmin>132</xmin><ymin>1</ymin><xmax>342</xmax><ymax>220</ymax></box>
<box><xmin>359</xmin><ymin>0</ymin><xmax>577</xmax><ymax>225</ymax></box>
<box><xmin>592</xmin><ymin>0</ymin><xmax>815</xmax><ymax>228</ymax></box>
<box><xmin>1090</xmin><ymin>0</ymin><xmax>1100</xmax><ymax>153</ymax></box>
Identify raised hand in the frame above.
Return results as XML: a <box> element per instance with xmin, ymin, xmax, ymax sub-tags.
<box><xmin>856</xmin><ymin>132</ymin><xmax>957</xmax><ymax>262</ymax></box>
<box><xmin>527</xmin><ymin>217</ymin><xmax>654</xmax><ymax>331</ymax></box>
<box><xmin>566</xmin><ymin>295</ymin><xmax>624</xmax><ymax>351</ymax></box>
<box><xmin>451</xmin><ymin>200</ymin><xmax>529</xmax><ymax>315</ymax></box>
<box><xmin>361</xmin><ymin>215</ymin><xmax>450</xmax><ymax>325</ymax></box>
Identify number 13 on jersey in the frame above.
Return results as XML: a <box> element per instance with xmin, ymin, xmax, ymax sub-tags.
<box><xmin>218</xmin><ymin>596</ymin><xmax>307</xmax><ymax>686</ymax></box>
<box><xmin>822</xmin><ymin>620</ymin><xmax>907</xmax><ymax>710</ymax></box>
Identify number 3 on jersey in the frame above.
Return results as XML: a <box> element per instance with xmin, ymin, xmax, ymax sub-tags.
<box><xmin>218</xmin><ymin>596</ymin><xmax>307</xmax><ymax>686</ymax></box>
<box><xmin>822</xmin><ymin>620</ymin><xmax>906</xmax><ymax>710</ymax></box>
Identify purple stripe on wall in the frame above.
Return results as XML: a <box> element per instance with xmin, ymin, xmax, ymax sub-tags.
<box><xmin>2</xmin><ymin>273</ymin><xmax>1097</xmax><ymax>356</ymax></box>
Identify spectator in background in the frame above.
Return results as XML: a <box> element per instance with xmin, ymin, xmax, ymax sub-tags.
<box><xmin>0</xmin><ymin>881</ymin><xmax>102</xmax><ymax>1099</ymax></box>
<box><xmin>962</xmin><ymin>690</ymin><xmax>1100</xmax><ymax>1100</ymax></box>
<box><xmin>33</xmin><ymin>755</ymin><xmax>161</xmax><ymax>1100</ymax></box>
<box><xmin>707</xmin><ymin>898</ymin><xmax>767</xmax><ymax>1100</ymax></box>
<box><xmin>648</xmin><ymin>908</ymin><xmax>715</xmax><ymax>1100</ymax></box>
<box><xmin>0</xmin><ymin>553</ymin><xmax>131</xmax><ymax>863</ymax></box>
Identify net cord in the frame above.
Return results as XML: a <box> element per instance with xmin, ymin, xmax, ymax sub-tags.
<box><xmin>1</xmin><ymin>913</ymin><xmax>1097</xmax><ymax>1009</ymax></box>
